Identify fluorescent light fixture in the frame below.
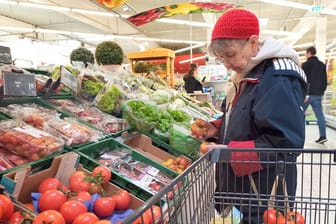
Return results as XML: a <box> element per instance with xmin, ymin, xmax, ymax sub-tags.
<box><xmin>320</xmin><ymin>9</ymin><xmax>336</xmax><ymax>16</ymax></box>
<box><xmin>179</xmin><ymin>55</ymin><xmax>206</xmax><ymax>64</ymax></box>
<box><xmin>175</xmin><ymin>43</ymin><xmax>206</xmax><ymax>54</ymax></box>
<box><xmin>0</xmin><ymin>0</ymin><xmax>16</xmax><ymax>5</ymax></box>
<box><xmin>71</xmin><ymin>9</ymin><xmax>119</xmax><ymax>17</ymax></box>
<box><xmin>262</xmin><ymin>29</ymin><xmax>302</xmax><ymax>38</ymax></box>
<box><xmin>258</xmin><ymin>0</ymin><xmax>311</xmax><ymax>10</ymax></box>
<box><xmin>18</xmin><ymin>2</ymin><xmax>70</xmax><ymax>11</ymax></box>
<box><xmin>157</xmin><ymin>18</ymin><xmax>213</xmax><ymax>28</ymax></box>
<box><xmin>0</xmin><ymin>26</ymin><xmax>34</xmax><ymax>32</ymax></box>
<box><xmin>292</xmin><ymin>42</ymin><xmax>314</xmax><ymax>49</ymax></box>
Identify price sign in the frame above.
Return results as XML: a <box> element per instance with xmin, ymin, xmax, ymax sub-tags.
<box><xmin>0</xmin><ymin>46</ymin><xmax>12</xmax><ymax>64</ymax></box>
<box><xmin>2</xmin><ymin>71</ymin><xmax>36</xmax><ymax>96</ymax></box>
<box><xmin>60</xmin><ymin>65</ymin><xmax>78</xmax><ymax>94</ymax></box>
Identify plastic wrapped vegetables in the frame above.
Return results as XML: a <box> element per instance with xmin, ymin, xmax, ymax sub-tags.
<box><xmin>124</xmin><ymin>100</ymin><xmax>161</xmax><ymax>132</ymax></box>
<box><xmin>96</xmin><ymin>84</ymin><xmax>120</xmax><ymax>113</ymax></box>
<box><xmin>81</xmin><ymin>77</ymin><xmax>104</xmax><ymax>96</ymax></box>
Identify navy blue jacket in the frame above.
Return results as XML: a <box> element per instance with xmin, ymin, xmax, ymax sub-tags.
<box><xmin>215</xmin><ymin>58</ymin><xmax>307</xmax><ymax>223</ymax></box>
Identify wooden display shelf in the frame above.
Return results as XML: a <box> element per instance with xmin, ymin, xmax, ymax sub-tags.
<box><xmin>127</xmin><ymin>48</ymin><xmax>175</xmax><ymax>87</ymax></box>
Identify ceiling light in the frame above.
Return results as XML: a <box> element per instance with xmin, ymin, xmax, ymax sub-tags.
<box><xmin>0</xmin><ymin>0</ymin><xmax>16</xmax><ymax>5</ymax></box>
<box><xmin>262</xmin><ymin>29</ymin><xmax>302</xmax><ymax>38</ymax></box>
<box><xmin>18</xmin><ymin>2</ymin><xmax>70</xmax><ymax>11</ymax></box>
<box><xmin>179</xmin><ymin>55</ymin><xmax>206</xmax><ymax>64</ymax></box>
<box><xmin>71</xmin><ymin>9</ymin><xmax>118</xmax><ymax>17</ymax></box>
<box><xmin>258</xmin><ymin>0</ymin><xmax>311</xmax><ymax>10</ymax></box>
<box><xmin>175</xmin><ymin>43</ymin><xmax>206</xmax><ymax>54</ymax></box>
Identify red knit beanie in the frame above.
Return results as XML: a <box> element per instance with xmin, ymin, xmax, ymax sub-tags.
<box><xmin>211</xmin><ymin>8</ymin><xmax>260</xmax><ymax>41</ymax></box>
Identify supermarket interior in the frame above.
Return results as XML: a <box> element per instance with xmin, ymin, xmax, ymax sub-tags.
<box><xmin>0</xmin><ymin>0</ymin><xmax>336</xmax><ymax>224</ymax></box>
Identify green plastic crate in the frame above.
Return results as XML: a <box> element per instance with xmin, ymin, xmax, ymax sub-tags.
<box><xmin>75</xmin><ymin>137</ymin><xmax>178</xmax><ymax>202</ymax></box>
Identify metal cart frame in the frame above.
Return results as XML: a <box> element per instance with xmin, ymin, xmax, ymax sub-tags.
<box><xmin>122</xmin><ymin>148</ymin><xmax>336</xmax><ymax>224</ymax></box>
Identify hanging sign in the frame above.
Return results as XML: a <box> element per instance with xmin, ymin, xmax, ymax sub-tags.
<box><xmin>127</xmin><ymin>2</ymin><xmax>235</xmax><ymax>26</ymax></box>
<box><xmin>60</xmin><ymin>65</ymin><xmax>78</xmax><ymax>94</ymax></box>
<box><xmin>2</xmin><ymin>71</ymin><xmax>36</xmax><ymax>96</ymax></box>
<box><xmin>0</xmin><ymin>46</ymin><xmax>12</xmax><ymax>64</ymax></box>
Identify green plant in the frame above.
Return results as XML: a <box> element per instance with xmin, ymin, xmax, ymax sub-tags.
<box><xmin>70</xmin><ymin>47</ymin><xmax>94</xmax><ymax>64</ymax></box>
<box><xmin>95</xmin><ymin>41</ymin><xmax>124</xmax><ymax>65</ymax></box>
<box><xmin>133</xmin><ymin>61</ymin><xmax>149</xmax><ymax>73</ymax></box>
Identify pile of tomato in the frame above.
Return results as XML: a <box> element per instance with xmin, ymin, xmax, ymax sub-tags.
<box><xmin>1</xmin><ymin>165</ymin><xmax>162</xmax><ymax>224</ymax></box>
<box><xmin>263</xmin><ymin>208</ymin><xmax>305</xmax><ymax>224</ymax></box>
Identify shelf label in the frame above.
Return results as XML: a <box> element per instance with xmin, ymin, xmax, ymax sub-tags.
<box><xmin>2</xmin><ymin>71</ymin><xmax>36</xmax><ymax>96</ymax></box>
<box><xmin>0</xmin><ymin>46</ymin><xmax>12</xmax><ymax>64</ymax></box>
<box><xmin>60</xmin><ymin>65</ymin><xmax>78</xmax><ymax>94</ymax></box>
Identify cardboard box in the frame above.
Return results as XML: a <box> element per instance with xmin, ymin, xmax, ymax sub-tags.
<box><xmin>0</xmin><ymin>152</ymin><xmax>143</xmax><ymax>209</ymax></box>
<box><xmin>123</xmin><ymin>134</ymin><xmax>192</xmax><ymax>165</ymax></box>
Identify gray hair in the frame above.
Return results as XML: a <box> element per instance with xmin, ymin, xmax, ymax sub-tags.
<box><xmin>208</xmin><ymin>39</ymin><xmax>248</xmax><ymax>57</ymax></box>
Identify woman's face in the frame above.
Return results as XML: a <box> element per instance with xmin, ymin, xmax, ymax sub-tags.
<box><xmin>211</xmin><ymin>36</ymin><xmax>259</xmax><ymax>74</ymax></box>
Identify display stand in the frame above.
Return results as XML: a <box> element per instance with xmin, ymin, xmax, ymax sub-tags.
<box><xmin>127</xmin><ymin>48</ymin><xmax>175</xmax><ymax>87</ymax></box>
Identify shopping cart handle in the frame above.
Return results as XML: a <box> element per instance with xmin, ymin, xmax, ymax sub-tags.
<box><xmin>210</xmin><ymin>148</ymin><xmax>231</xmax><ymax>163</ymax></box>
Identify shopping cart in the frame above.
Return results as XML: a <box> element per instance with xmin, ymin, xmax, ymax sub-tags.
<box><xmin>121</xmin><ymin>148</ymin><xmax>336</xmax><ymax>224</ymax></box>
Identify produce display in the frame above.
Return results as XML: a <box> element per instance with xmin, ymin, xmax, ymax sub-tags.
<box><xmin>96</xmin><ymin>147</ymin><xmax>174</xmax><ymax>194</ymax></box>
<box><xmin>45</xmin><ymin>117</ymin><xmax>103</xmax><ymax>146</ymax></box>
<box><xmin>79</xmin><ymin>73</ymin><xmax>105</xmax><ymax>100</ymax></box>
<box><xmin>0</xmin><ymin>146</ymin><xmax>30</xmax><ymax>170</ymax></box>
<box><xmin>0</xmin><ymin>103</ymin><xmax>60</xmax><ymax>129</ymax></box>
<box><xmin>0</xmin><ymin>119</ymin><xmax>64</xmax><ymax>161</ymax></box>
<box><xmin>161</xmin><ymin>156</ymin><xmax>191</xmax><ymax>174</ymax></box>
<box><xmin>50</xmin><ymin>99</ymin><xmax>129</xmax><ymax>134</ymax></box>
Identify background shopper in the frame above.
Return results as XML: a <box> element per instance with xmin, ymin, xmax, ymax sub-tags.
<box><xmin>302</xmin><ymin>46</ymin><xmax>328</xmax><ymax>144</ymax></box>
<box><xmin>183</xmin><ymin>63</ymin><xmax>203</xmax><ymax>93</ymax></box>
<box><xmin>194</xmin><ymin>8</ymin><xmax>308</xmax><ymax>223</ymax></box>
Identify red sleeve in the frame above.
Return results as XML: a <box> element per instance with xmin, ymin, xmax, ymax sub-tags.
<box><xmin>228</xmin><ymin>140</ymin><xmax>263</xmax><ymax>177</ymax></box>
<box><xmin>210</xmin><ymin>119</ymin><xmax>222</xmax><ymax>129</ymax></box>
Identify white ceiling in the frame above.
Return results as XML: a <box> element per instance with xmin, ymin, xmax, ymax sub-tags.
<box><xmin>0</xmin><ymin>0</ymin><xmax>335</xmax><ymax>64</ymax></box>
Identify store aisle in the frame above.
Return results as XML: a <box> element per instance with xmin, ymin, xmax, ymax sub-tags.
<box><xmin>304</xmin><ymin>124</ymin><xmax>336</xmax><ymax>149</ymax></box>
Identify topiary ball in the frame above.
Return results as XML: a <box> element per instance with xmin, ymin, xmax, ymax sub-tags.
<box><xmin>70</xmin><ymin>47</ymin><xmax>95</xmax><ymax>64</ymax></box>
<box><xmin>95</xmin><ymin>41</ymin><xmax>124</xmax><ymax>65</ymax></box>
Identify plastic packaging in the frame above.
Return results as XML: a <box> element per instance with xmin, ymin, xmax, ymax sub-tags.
<box><xmin>0</xmin><ymin>119</ymin><xmax>64</xmax><ymax>161</ymax></box>
<box><xmin>45</xmin><ymin>117</ymin><xmax>103</xmax><ymax>146</ymax></box>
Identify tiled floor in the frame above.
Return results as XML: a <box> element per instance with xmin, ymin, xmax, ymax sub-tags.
<box><xmin>298</xmin><ymin>124</ymin><xmax>336</xmax><ymax>223</ymax></box>
<box><xmin>304</xmin><ymin>124</ymin><xmax>336</xmax><ymax>149</ymax></box>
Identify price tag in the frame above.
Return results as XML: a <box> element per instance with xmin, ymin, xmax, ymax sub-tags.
<box><xmin>0</xmin><ymin>46</ymin><xmax>12</xmax><ymax>64</ymax></box>
<box><xmin>2</xmin><ymin>71</ymin><xmax>36</xmax><ymax>96</ymax></box>
<box><xmin>60</xmin><ymin>65</ymin><xmax>78</xmax><ymax>94</ymax></box>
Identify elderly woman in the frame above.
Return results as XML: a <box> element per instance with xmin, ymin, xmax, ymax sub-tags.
<box><xmin>199</xmin><ymin>8</ymin><xmax>308</xmax><ymax>223</ymax></box>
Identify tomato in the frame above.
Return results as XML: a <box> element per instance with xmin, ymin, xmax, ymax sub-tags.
<box><xmin>38</xmin><ymin>189</ymin><xmax>67</xmax><ymax>212</ymax></box>
<box><xmin>0</xmin><ymin>206</ymin><xmax>2</xmax><ymax>220</ymax></box>
<box><xmin>94</xmin><ymin>197</ymin><xmax>115</xmax><ymax>218</ymax></box>
<box><xmin>33</xmin><ymin>210</ymin><xmax>65</xmax><ymax>224</ymax></box>
<box><xmin>24</xmin><ymin>203</ymin><xmax>35</xmax><ymax>211</ymax></box>
<box><xmin>0</xmin><ymin>194</ymin><xmax>14</xmax><ymax>221</ymax></box>
<box><xmin>287</xmin><ymin>211</ymin><xmax>305</xmax><ymax>224</ymax></box>
<box><xmin>69</xmin><ymin>171</ymin><xmax>91</xmax><ymax>192</ymax></box>
<box><xmin>263</xmin><ymin>209</ymin><xmax>285</xmax><ymax>224</ymax></box>
<box><xmin>38</xmin><ymin>178</ymin><xmax>62</xmax><ymax>193</ymax></box>
<box><xmin>89</xmin><ymin>182</ymin><xmax>102</xmax><ymax>195</ymax></box>
<box><xmin>146</xmin><ymin>205</ymin><xmax>162</xmax><ymax>223</ymax></box>
<box><xmin>73</xmin><ymin>212</ymin><xmax>99</xmax><ymax>224</ymax></box>
<box><xmin>75</xmin><ymin>191</ymin><xmax>92</xmax><ymax>203</ymax></box>
<box><xmin>132</xmin><ymin>211</ymin><xmax>151</xmax><ymax>224</ymax></box>
<box><xmin>8</xmin><ymin>211</ymin><xmax>24</xmax><ymax>224</ymax></box>
<box><xmin>190</xmin><ymin>119</ymin><xmax>208</xmax><ymax>138</ymax></box>
<box><xmin>95</xmin><ymin>220</ymin><xmax>112</xmax><ymax>224</ymax></box>
<box><xmin>112</xmin><ymin>190</ymin><xmax>131</xmax><ymax>210</ymax></box>
<box><xmin>60</xmin><ymin>200</ymin><xmax>87</xmax><ymax>224</ymax></box>
<box><xmin>92</xmin><ymin>165</ymin><xmax>111</xmax><ymax>184</ymax></box>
